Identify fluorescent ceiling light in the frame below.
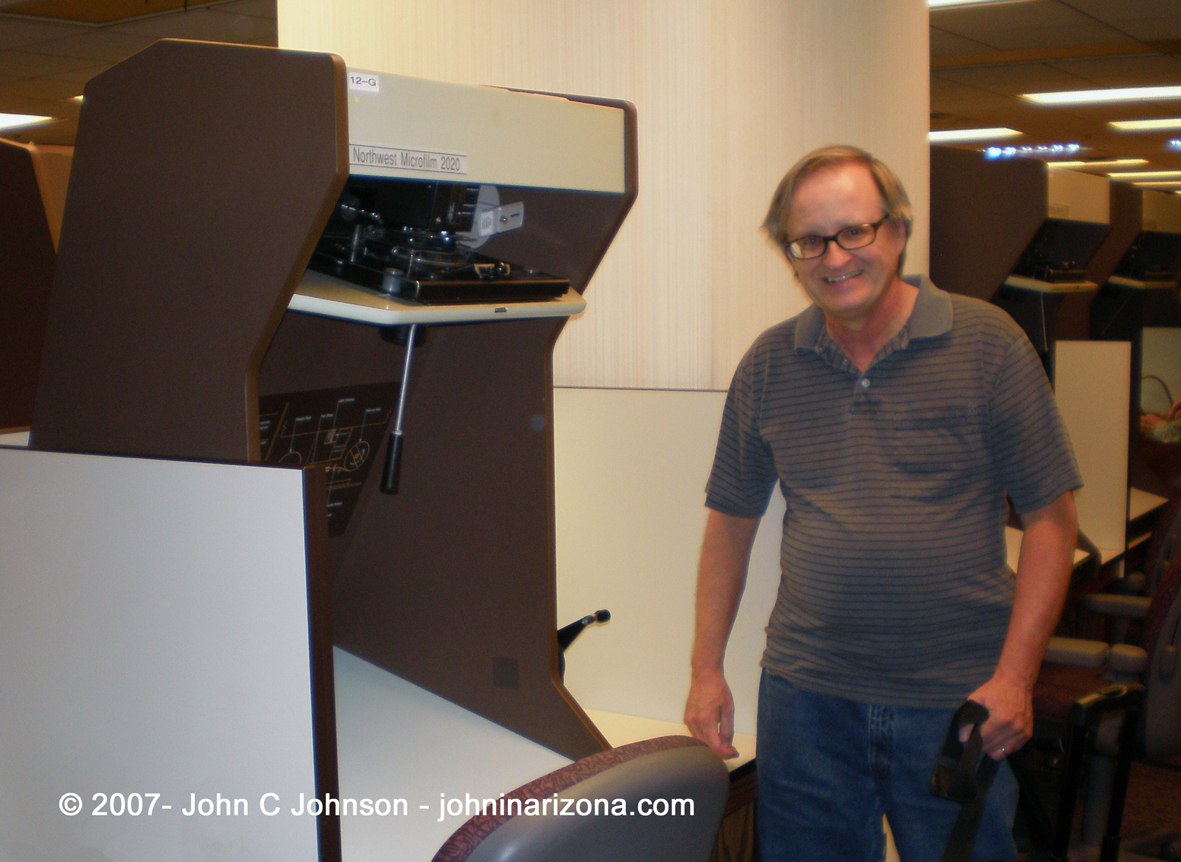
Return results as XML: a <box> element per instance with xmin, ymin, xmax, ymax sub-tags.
<box><xmin>984</xmin><ymin>143</ymin><xmax>1080</xmax><ymax>160</ymax></box>
<box><xmin>1109</xmin><ymin>170</ymin><xmax>1181</xmax><ymax>179</ymax></box>
<box><xmin>0</xmin><ymin>112</ymin><xmax>53</xmax><ymax>132</ymax></box>
<box><xmin>929</xmin><ymin>127</ymin><xmax>1021</xmax><ymax>143</ymax></box>
<box><xmin>1110</xmin><ymin>117</ymin><xmax>1181</xmax><ymax>132</ymax></box>
<box><xmin>1048</xmin><ymin>158</ymin><xmax>1148</xmax><ymax>170</ymax></box>
<box><xmin>929</xmin><ymin>0</ymin><xmax>1034</xmax><ymax>6</ymax></box>
<box><xmin>1022</xmin><ymin>85</ymin><xmax>1181</xmax><ymax>105</ymax></box>
<box><xmin>1132</xmin><ymin>181</ymin><xmax>1181</xmax><ymax>188</ymax></box>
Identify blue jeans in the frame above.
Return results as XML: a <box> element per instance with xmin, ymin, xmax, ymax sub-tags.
<box><xmin>756</xmin><ymin>670</ymin><xmax>1018</xmax><ymax>862</ymax></box>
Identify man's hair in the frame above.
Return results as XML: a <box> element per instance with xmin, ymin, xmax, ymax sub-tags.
<box><xmin>763</xmin><ymin>145</ymin><xmax>914</xmax><ymax>271</ymax></box>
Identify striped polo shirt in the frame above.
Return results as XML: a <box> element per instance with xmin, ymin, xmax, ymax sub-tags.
<box><xmin>705</xmin><ymin>276</ymin><xmax>1081</xmax><ymax>708</ymax></box>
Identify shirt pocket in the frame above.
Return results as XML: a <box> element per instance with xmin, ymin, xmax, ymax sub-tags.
<box><xmin>887</xmin><ymin>404</ymin><xmax>987</xmax><ymax>498</ymax></box>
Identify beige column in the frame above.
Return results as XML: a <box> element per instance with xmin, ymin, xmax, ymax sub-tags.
<box><xmin>278</xmin><ymin>0</ymin><xmax>929</xmax><ymax>390</ymax></box>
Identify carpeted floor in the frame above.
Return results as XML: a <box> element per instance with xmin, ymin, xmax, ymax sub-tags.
<box><xmin>1121</xmin><ymin>757</ymin><xmax>1181</xmax><ymax>852</ymax></box>
<box><xmin>1017</xmin><ymin>749</ymin><xmax>1181</xmax><ymax>859</ymax></box>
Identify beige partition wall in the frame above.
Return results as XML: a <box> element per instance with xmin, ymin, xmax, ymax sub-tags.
<box><xmin>278</xmin><ymin>0</ymin><xmax>929</xmax><ymax>391</ymax></box>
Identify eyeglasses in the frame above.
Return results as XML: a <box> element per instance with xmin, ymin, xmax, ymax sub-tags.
<box><xmin>784</xmin><ymin>215</ymin><xmax>890</xmax><ymax>260</ymax></box>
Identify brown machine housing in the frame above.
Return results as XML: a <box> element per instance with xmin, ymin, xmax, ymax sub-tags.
<box><xmin>930</xmin><ymin>146</ymin><xmax>1130</xmax><ymax>378</ymax></box>
<box><xmin>0</xmin><ymin>139</ymin><xmax>58</xmax><ymax>431</ymax></box>
<box><xmin>31</xmin><ymin>36</ymin><xmax>638</xmax><ymax>794</ymax></box>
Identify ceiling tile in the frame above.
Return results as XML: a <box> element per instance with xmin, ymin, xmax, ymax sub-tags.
<box><xmin>1045</xmin><ymin>53</ymin><xmax>1181</xmax><ymax>88</ymax></box>
<box><xmin>954</xmin><ymin>23</ymin><xmax>1134</xmax><ymax>53</ymax></box>
<box><xmin>0</xmin><ymin>14</ymin><xmax>83</xmax><ymax>49</ymax></box>
<box><xmin>930</xmin><ymin>26</ymin><xmax>992</xmax><ymax>58</ymax></box>
<box><xmin>0</xmin><ymin>48</ymin><xmax>97</xmax><ymax>76</ymax></box>
<box><xmin>929</xmin><ymin>0</ymin><xmax>1132</xmax><ymax>51</ymax></box>
<box><xmin>32</xmin><ymin>125</ymin><xmax>77</xmax><ymax>145</ymax></box>
<box><xmin>221</xmin><ymin>0</ymin><xmax>276</xmax><ymax>18</ymax></box>
<box><xmin>40</xmin><ymin>60</ymin><xmax>109</xmax><ymax>83</ymax></box>
<box><xmin>113</xmin><ymin>7</ymin><xmax>275</xmax><ymax>43</ymax></box>
<box><xmin>247</xmin><ymin>16</ymin><xmax>276</xmax><ymax>43</ymax></box>
<box><xmin>933</xmin><ymin>62</ymin><xmax>1096</xmax><ymax>96</ymax></box>
<box><xmin>0</xmin><ymin>94</ymin><xmax>58</xmax><ymax>114</ymax></box>
<box><xmin>0</xmin><ymin>74</ymin><xmax>80</xmax><ymax>100</ymax></box>
<box><xmin>1061</xmin><ymin>0</ymin><xmax>1181</xmax><ymax>41</ymax></box>
<box><xmin>931</xmin><ymin>74</ymin><xmax>1013</xmax><ymax>115</ymax></box>
<box><xmin>1119</xmin><ymin>17</ymin><xmax>1181</xmax><ymax>41</ymax></box>
<box><xmin>21</xmin><ymin>29</ymin><xmax>156</xmax><ymax>61</ymax></box>
<box><xmin>0</xmin><ymin>0</ymin><xmax>274</xmax><ymax>143</ymax></box>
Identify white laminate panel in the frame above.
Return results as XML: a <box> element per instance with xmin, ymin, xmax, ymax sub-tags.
<box><xmin>333</xmin><ymin>648</ymin><xmax>570</xmax><ymax>862</ymax></box>
<box><xmin>1141</xmin><ymin>189</ymin><xmax>1181</xmax><ymax>235</ymax></box>
<box><xmin>553</xmin><ymin>387</ymin><xmax>782</xmax><ymax>737</ymax></box>
<box><xmin>1142</xmin><ymin>327</ymin><xmax>1181</xmax><ymax>416</ymax></box>
<box><xmin>289</xmin><ymin>270</ymin><xmax>586</xmax><ymax>325</ymax></box>
<box><xmin>0</xmin><ymin>429</ymin><xmax>29</xmax><ymax>446</ymax></box>
<box><xmin>31</xmin><ymin>143</ymin><xmax>73</xmax><ymax>250</ymax></box>
<box><xmin>1128</xmin><ymin>531</ymin><xmax>1152</xmax><ymax>550</ymax></box>
<box><xmin>346</xmin><ymin>71</ymin><xmax>626</xmax><ymax>193</ymax></box>
<box><xmin>1054</xmin><ymin>341</ymin><xmax>1132</xmax><ymax>556</ymax></box>
<box><xmin>1046</xmin><ymin>169</ymin><xmax>1109</xmax><ymax>225</ymax></box>
<box><xmin>1003</xmin><ymin>275</ymin><xmax>1097</xmax><ymax>294</ymax></box>
<box><xmin>1129</xmin><ymin>487</ymin><xmax>1169</xmax><ymax>522</ymax></box>
<box><xmin>584</xmin><ymin>709</ymin><xmax>756</xmax><ymax>772</ymax></box>
<box><xmin>1107</xmin><ymin>275</ymin><xmax>1179</xmax><ymax>290</ymax></box>
<box><xmin>0</xmin><ymin>448</ymin><xmax>321</xmax><ymax>862</ymax></box>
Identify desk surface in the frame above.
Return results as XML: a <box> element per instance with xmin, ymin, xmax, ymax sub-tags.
<box><xmin>1129</xmin><ymin>487</ymin><xmax>1169</xmax><ymax>522</ymax></box>
<box><xmin>289</xmin><ymin>269</ymin><xmax>587</xmax><ymax>326</ymax></box>
<box><xmin>0</xmin><ymin>429</ymin><xmax>29</xmax><ymax>447</ymax></box>
<box><xmin>1004</xmin><ymin>488</ymin><xmax>1171</xmax><ymax>571</ymax></box>
<box><xmin>334</xmin><ymin>648</ymin><xmax>571</xmax><ymax>861</ymax></box>
<box><xmin>1003</xmin><ymin>274</ymin><xmax>1097</xmax><ymax>294</ymax></box>
<box><xmin>585</xmin><ymin>709</ymin><xmax>756</xmax><ymax>772</ymax></box>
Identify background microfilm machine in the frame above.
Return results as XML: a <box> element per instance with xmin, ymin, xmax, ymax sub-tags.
<box><xmin>31</xmin><ymin>38</ymin><xmax>637</xmax><ymax>768</ymax></box>
<box><xmin>0</xmin><ymin>138</ymin><xmax>70</xmax><ymax>433</ymax></box>
<box><xmin>1089</xmin><ymin>187</ymin><xmax>1181</xmax><ymax>497</ymax></box>
<box><xmin>930</xmin><ymin>146</ymin><xmax>1114</xmax><ymax>377</ymax></box>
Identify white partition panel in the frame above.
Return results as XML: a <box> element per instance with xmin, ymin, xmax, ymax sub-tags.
<box><xmin>1142</xmin><ymin>327</ymin><xmax>1181</xmax><ymax>416</ymax></box>
<box><xmin>0</xmin><ymin>430</ymin><xmax>29</xmax><ymax>446</ymax></box>
<box><xmin>1054</xmin><ymin>341</ymin><xmax>1132</xmax><ymax>559</ymax></box>
<box><xmin>0</xmin><ymin>448</ymin><xmax>324</xmax><ymax>862</ymax></box>
<box><xmin>333</xmin><ymin>648</ymin><xmax>570</xmax><ymax>862</ymax></box>
<box><xmin>553</xmin><ymin>387</ymin><xmax>783</xmax><ymax>736</ymax></box>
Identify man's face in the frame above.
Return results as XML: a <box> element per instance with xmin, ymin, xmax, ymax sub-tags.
<box><xmin>783</xmin><ymin>162</ymin><xmax>907</xmax><ymax>330</ymax></box>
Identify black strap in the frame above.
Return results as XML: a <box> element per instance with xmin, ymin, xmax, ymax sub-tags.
<box><xmin>930</xmin><ymin>700</ymin><xmax>1001</xmax><ymax>862</ymax></box>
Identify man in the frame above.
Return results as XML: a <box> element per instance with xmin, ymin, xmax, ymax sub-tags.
<box><xmin>683</xmin><ymin>146</ymin><xmax>1080</xmax><ymax>862</ymax></box>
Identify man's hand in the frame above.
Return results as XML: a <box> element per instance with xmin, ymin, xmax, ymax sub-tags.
<box><xmin>684</xmin><ymin>667</ymin><xmax>739</xmax><ymax>759</ymax></box>
<box><xmin>962</xmin><ymin>673</ymin><xmax>1033</xmax><ymax>760</ymax></box>
<box><xmin>962</xmin><ymin>491</ymin><xmax>1077</xmax><ymax>760</ymax></box>
<box><xmin>685</xmin><ymin>510</ymin><xmax>759</xmax><ymax>760</ymax></box>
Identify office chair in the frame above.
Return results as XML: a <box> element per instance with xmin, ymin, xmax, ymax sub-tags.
<box><xmin>1120</xmin><ymin>490</ymin><xmax>1181</xmax><ymax>597</ymax></box>
<box><xmin>432</xmin><ymin>736</ymin><xmax>729</xmax><ymax>862</ymax></box>
<box><xmin>1032</xmin><ymin>549</ymin><xmax>1181</xmax><ymax>859</ymax></box>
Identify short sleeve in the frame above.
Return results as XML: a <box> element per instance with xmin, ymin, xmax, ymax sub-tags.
<box><xmin>988</xmin><ymin>333</ymin><xmax>1082</xmax><ymax>515</ymax></box>
<box><xmin>704</xmin><ymin>349</ymin><xmax>779</xmax><ymax>518</ymax></box>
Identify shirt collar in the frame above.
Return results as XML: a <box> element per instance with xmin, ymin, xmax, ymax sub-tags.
<box><xmin>793</xmin><ymin>274</ymin><xmax>954</xmax><ymax>354</ymax></box>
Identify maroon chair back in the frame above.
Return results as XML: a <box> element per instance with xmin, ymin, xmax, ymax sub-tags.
<box><xmin>432</xmin><ymin>736</ymin><xmax>728</xmax><ymax>862</ymax></box>
<box><xmin>1142</xmin><ymin>491</ymin><xmax>1181</xmax><ymax>595</ymax></box>
<box><xmin>1141</xmin><ymin>552</ymin><xmax>1181</xmax><ymax>758</ymax></box>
